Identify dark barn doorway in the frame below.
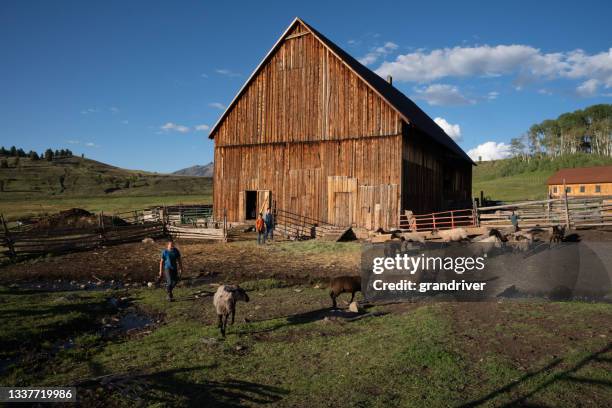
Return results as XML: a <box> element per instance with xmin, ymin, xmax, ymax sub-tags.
<box><xmin>245</xmin><ymin>190</ymin><xmax>258</xmax><ymax>220</ymax></box>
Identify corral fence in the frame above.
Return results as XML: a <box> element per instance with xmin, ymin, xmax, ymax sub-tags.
<box><xmin>274</xmin><ymin>207</ymin><xmax>348</xmax><ymax>240</ymax></box>
<box><xmin>0</xmin><ymin>205</ymin><xmax>226</xmax><ymax>261</ymax></box>
<box><xmin>400</xmin><ymin>195</ymin><xmax>612</xmax><ymax>232</ymax></box>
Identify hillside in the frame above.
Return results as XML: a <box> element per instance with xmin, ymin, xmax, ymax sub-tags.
<box><xmin>173</xmin><ymin>162</ymin><xmax>214</xmax><ymax>177</ymax></box>
<box><xmin>473</xmin><ymin>153</ymin><xmax>612</xmax><ymax>201</ymax></box>
<box><xmin>0</xmin><ymin>156</ymin><xmax>212</xmax><ymax>220</ymax></box>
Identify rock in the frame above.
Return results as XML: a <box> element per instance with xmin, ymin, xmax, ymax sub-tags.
<box><xmin>142</xmin><ymin>237</ymin><xmax>155</xmax><ymax>244</ymax></box>
<box><xmin>313</xmin><ymin>284</ymin><xmax>321</xmax><ymax>289</ymax></box>
<box><xmin>147</xmin><ymin>282</ymin><xmax>154</xmax><ymax>288</ymax></box>
<box><xmin>235</xmin><ymin>345</ymin><xmax>245</xmax><ymax>351</ymax></box>
<box><xmin>201</xmin><ymin>337</ymin><xmax>218</xmax><ymax>345</ymax></box>
<box><xmin>294</xmin><ymin>288</ymin><xmax>303</xmax><ymax>293</ymax></box>
<box><xmin>549</xmin><ymin>285</ymin><xmax>573</xmax><ymax>301</ymax></box>
<box><xmin>349</xmin><ymin>301</ymin><xmax>361</xmax><ymax>313</ymax></box>
<box><xmin>79</xmin><ymin>284</ymin><xmax>87</xmax><ymax>290</ymax></box>
<box><xmin>497</xmin><ymin>285</ymin><xmax>522</xmax><ymax>298</ymax></box>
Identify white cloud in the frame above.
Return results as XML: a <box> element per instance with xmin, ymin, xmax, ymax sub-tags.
<box><xmin>487</xmin><ymin>91</ymin><xmax>499</xmax><ymax>100</ymax></box>
<box><xmin>413</xmin><ymin>84</ymin><xmax>474</xmax><ymax>106</ymax></box>
<box><xmin>160</xmin><ymin>122</ymin><xmax>190</xmax><ymax>133</ymax></box>
<box><xmin>67</xmin><ymin>140</ymin><xmax>81</xmax><ymax>145</ymax></box>
<box><xmin>375</xmin><ymin>45</ymin><xmax>612</xmax><ymax>95</ymax></box>
<box><xmin>433</xmin><ymin>117</ymin><xmax>461</xmax><ymax>141</ymax></box>
<box><xmin>576</xmin><ymin>79</ymin><xmax>599</xmax><ymax>97</ymax></box>
<box><xmin>468</xmin><ymin>141</ymin><xmax>511</xmax><ymax>161</ymax></box>
<box><xmin>195</xmin><ymin>124</ymin><xmax>210</xmax><ymax>132</ymax></box>
<box><xmin>109</xmin><ymin>106</ymin><xmax>119</xmax><ymax>113</ymax></box>
<box><xmin>85</xmin><ymin>142</ymin><xmax>99</xmax><ymax>148</ymax></box>
<box><xmin>359</xmin><ymin>42</ymin><xmax>399</xmax><ymax>66</ymax></box>
<box><xmin>208</xmin><ymin>102</ymin><xmax>226</xmax><ymax>110</ymax></box>
<box><xmin>80</xmin><ymin>108</ymin><xmax>99</xmax><ymax>115</ymax></box>
<box><xmin>215</xmin><ymin>68</ymin><xmax>241</xmax><ymax>77</ymax></box>
<box><xmin>201</xmin><ymin>73</ymin><xmax>209</xmax><ymax>78</ymax></box>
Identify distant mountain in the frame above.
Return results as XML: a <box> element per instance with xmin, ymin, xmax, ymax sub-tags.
<box><xmin>173</xmin><ymin>162</ymin><xmax>214</xmax><ymax>177</ymax></box>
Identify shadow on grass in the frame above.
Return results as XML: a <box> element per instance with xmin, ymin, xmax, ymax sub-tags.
<box><xmin>76</xmin><ymin>365</ymin><xmax>288</xmax><ymax>407</ymax></box>
<box><xmin>459</xmin><ymin>342</ymin><xmax>612</xmax><ymax>407</ymax></box>
<box><xmin>237</xmin><ymin>306</ymin><xmax>375</xmax><ymax>336</ymax></box>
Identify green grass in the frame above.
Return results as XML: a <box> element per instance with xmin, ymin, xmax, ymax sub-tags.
<box><xmin>1</xmin><ymin>284</ymin><xmax>610</xmax><ymax>406</ymax></box>
<box><xmin>0</xmin><ymin>156</ymin><xmax>211</xmax><ymax>220</ymax></box>
<box><xmin>473</xmin><ymin>154</ymin><xmax>612</xmax><ymax>202</ymax></box>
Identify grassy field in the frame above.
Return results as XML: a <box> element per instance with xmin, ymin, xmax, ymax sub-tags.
<box><xmin>1</xmin><ymin>282</ymin><xmax>610</xmax><ymax>407</ymax></box>
<box><xmin>473</xmin><ymin>168</ymin><xmax>552</xmax><ymax>201</ymax></box>
<box><xmin>0</xmin><ymin>156</ymin><xmax>211</xmax><ymax>220</ymax></box>
<box><xmin>472</xmin><ymin>154</ymin><xmax>612</xmax><ymax>202</ymax></box>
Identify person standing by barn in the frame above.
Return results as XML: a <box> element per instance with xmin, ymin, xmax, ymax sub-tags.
<box><xmin>264</xmin><ymin>208</ymin><xmax>275</xmax><ymax>242</ymax></box>
<box><xmin>255</xmin><ymin>212</ymin><xmax>266</xmax><ymax>244</ymax></box>
<box><xmin>158</xmin><ymin>240</ymin><xmax>183</xmax><ymax>301</ymax></box>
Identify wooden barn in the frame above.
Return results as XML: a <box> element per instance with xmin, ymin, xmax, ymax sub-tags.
<box><xmin>209</xmin><ymin>18</ymin><xmax>473</xmax><ymax>230</ymax></box>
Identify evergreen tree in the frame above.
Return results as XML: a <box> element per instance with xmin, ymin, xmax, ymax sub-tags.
<box><xmin>44</xmin><ymin>149</ymin><xmax>54</xmax><ymax>161</ymax></box>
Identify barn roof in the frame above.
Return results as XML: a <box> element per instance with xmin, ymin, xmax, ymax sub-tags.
<box><xmin>209</xmin><ymin>17</ymin><xmax>474</xmax><ymax>164</ymax></box>
<box><xmin>547</xmin><ymin>166</ymin><xmax>612</xmax><ymax>185</ymax></box>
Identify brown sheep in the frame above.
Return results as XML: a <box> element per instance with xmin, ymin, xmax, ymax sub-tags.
<box><xmin>550</xmin><ymin>225</ymin><xmax>566</xmax><ymax>243</ymax></box>
<box><xmin>213</xmin><ymin>285</ymin><xmax>249</xmax><ymax>337</ymax></box>
<box><xmin>329</xmin><ymin>276</ymin><xmax>361</xmax><ymax>309</ymax></box>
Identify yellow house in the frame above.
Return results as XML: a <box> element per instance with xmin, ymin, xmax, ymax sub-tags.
<box><xmin>547</xmin><ymin>165</ymin><xmax>612</xmax><ymax>197</ymax></box>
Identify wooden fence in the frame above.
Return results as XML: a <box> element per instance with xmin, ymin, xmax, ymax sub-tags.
<box><xmin>0</xmin><ymin>205</ymin><xmax>226</xmax><ymax>261</ymax></box>
<box><xmin>399</xmin><ymin>195</ymin><xmax>612</xmax><ymax>232</ymax></box>
<box><xmin>399</xmin><ymin>209</ymin><xmax>476</xmax><ymax>231</ymax></box>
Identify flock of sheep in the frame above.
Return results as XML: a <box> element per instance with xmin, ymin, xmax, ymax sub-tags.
<box><xmin>212</xmin><ymin>225</ymin><xmax>566</xmax><ymax>337</ymax></box>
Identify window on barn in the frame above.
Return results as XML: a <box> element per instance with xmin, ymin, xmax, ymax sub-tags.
<box><xmin>595</xmin><ymin>185</ymin><xmax>601</xmax><ymax>193</ymax></box>
<box><xmin>580</xmin><ymin>185</ymin><xmax>585</xmax><ymax>193</ymax></box>
<box><xmin>553</xmin><ymin>186</ymin><xmax>557</xmax><ymax>193</ymax></box>
<box><xmin>566</xmin><ymin>187</ymin><xmax>571</xmax><ymax>193</ymax></box>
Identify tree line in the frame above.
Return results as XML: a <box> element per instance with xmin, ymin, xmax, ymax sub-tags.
<box><xmin>509</xmin><ymin>104</ymin><xmax>612</xmax><ymax>160</ymax></box>
<box><xmin>0</xmin><ymin>146</ymin><xmax>75</xmax><ymax>167</ymax></box>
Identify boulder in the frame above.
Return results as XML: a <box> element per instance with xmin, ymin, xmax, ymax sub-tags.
<box><xmin>349</xmin><ymin>301</ymin><xmax>361</xmax><ymax>313</ymax></box>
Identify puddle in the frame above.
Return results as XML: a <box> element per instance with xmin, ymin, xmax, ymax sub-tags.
<box><xmin>8</xmin><ymin>280</ymin><xmax>126</xmax><ymax>292</ymax></box>
<box><xmin>119</xmin><ymin>312</ymin><xmax>153</xmax><ymax>332</ymax></box>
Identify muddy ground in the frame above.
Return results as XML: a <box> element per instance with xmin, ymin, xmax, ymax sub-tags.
<box><xmin>1</xmin><ymin>229</ymin><xmax>611</xmax><ymax>406</ymax></box>
<box><xmin>0</xmin><ymin>235</ymin><xmax>360</xmax><ymax>286</ymax></box>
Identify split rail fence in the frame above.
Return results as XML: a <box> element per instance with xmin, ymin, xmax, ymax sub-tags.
<box><xmin>0</xmin><ymin>205</ymin><xmax>226</xmax><ymax>261</ymax></box>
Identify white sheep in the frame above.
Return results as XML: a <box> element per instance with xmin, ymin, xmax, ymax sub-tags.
<box><xmin>432</xmin><ymin>228</ymin><xmax>469</xmax><ymax>242</ymax></box>
<box><xmin>213</xmin><ymin>285</ymin><xmax>250</xmax><ymax>337</ymax></box>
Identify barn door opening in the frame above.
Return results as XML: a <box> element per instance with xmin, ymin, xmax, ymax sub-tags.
<box><xmin>245</xmin><ymin>190</ymin><xmax>257</xmax><ymax>220</ymax></box>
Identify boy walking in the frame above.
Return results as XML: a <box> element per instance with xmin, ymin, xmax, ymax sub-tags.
<box><xmin>159</xmin><ymin>240</ymin><xmax>183</xmax><ymax>301</ymax></box>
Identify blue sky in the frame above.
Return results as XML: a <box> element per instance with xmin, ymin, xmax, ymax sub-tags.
<box><xmin>1</xmin><ymin>0</ymin><xmax>611</xmax><ymax>172</ymax></box>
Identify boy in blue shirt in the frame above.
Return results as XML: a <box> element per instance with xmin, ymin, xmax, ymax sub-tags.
<box><xmin>159</xmin><ymin>240</ymin><xmax>184</xmax><ymax>301</ymax></box>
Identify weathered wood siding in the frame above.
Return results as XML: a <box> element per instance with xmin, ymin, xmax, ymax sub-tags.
<box><xmin>214</xmin><ymin>23</ymin><xmax>402</xmax><ymax>146</ymax></box>
<box><xmin>401</xmin><ymin>126</ymin><xmax>472</xmax><ymax>214</ymax></box>
<box><xmin>213</xmin><ymin>22</ymin><xmax>403</xmax><ymax>229</ymax></box>
<box><xmin>214</xmin><ymin>135</ymin><xmax>402</xmax><ymax>229</ymax></box>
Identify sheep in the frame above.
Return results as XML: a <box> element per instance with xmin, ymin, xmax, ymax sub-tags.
<box><xmin>213</xmin><ymin>285</ymin><xmax>249</xmax><ymax>337</ymax></box>
<box><xmin>329</xmin><ymin>276</ymin><xmax>361</xmax><ymax>309</ymax></box>
<box><xmin>550</xmin><ymin>225</ymin><xmax>565</xmax><ymax>243</ymax></box>
<box><xmin>432</xmin><ymin>228</ymin><xmax>469</xmax><ymax>242</ymax></box>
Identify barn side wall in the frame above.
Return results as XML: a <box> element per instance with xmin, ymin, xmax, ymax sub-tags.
<box><xmin>401</xmin><ymin>126</ymin><xmax>472</xmax><ymax>214</ymax></box>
